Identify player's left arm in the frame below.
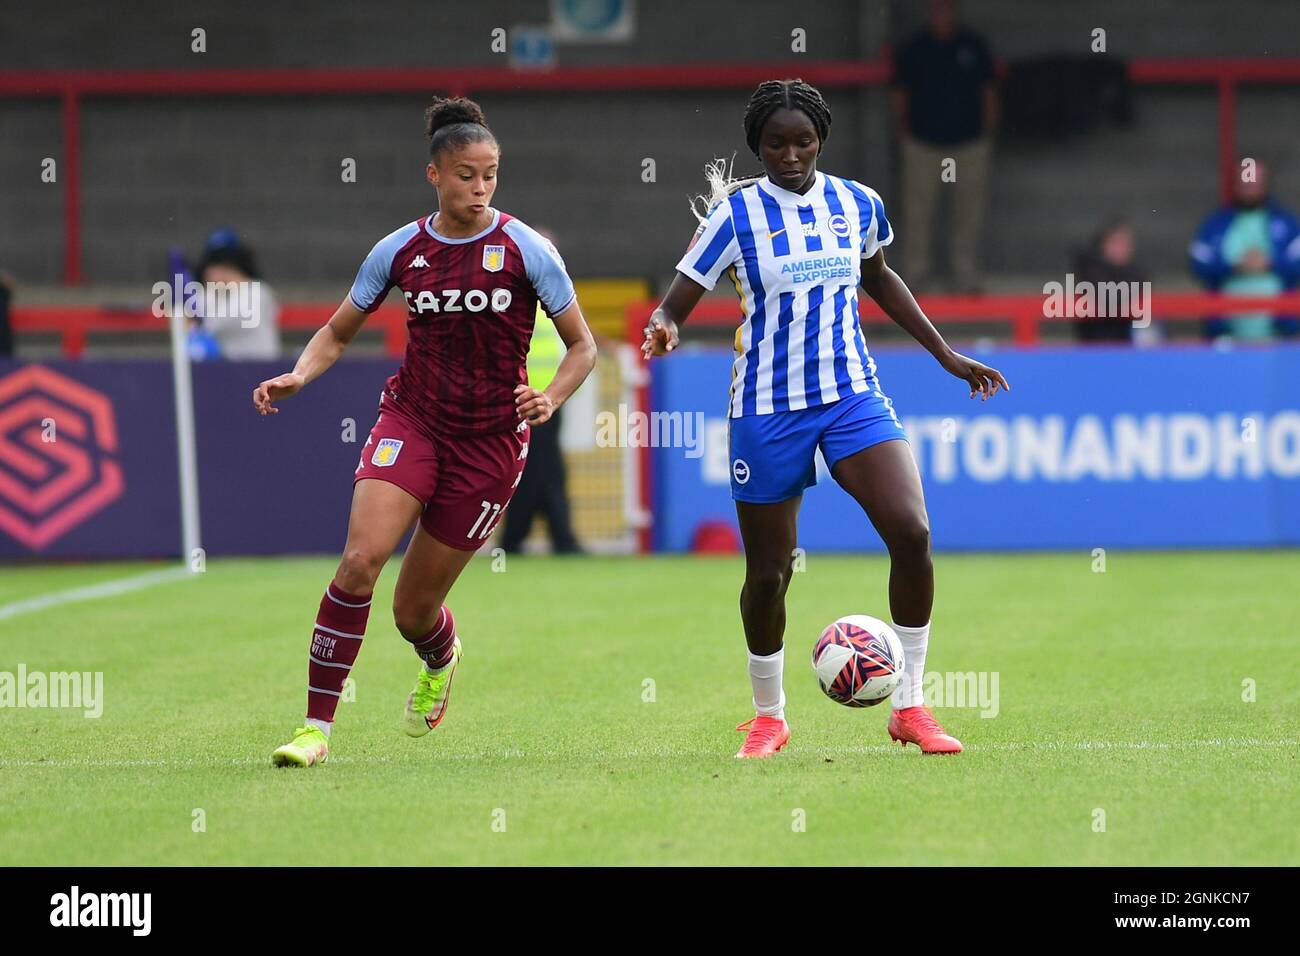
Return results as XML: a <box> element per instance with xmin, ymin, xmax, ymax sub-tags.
<box><xmin>859</xmin><ymin>248</ymin><xmax>1010</xmax><ymax>401</ymax></box>
<box><xmin>514</xmin><ymin>300</ymin><xmax>597</xmax><ymax>425</ymax></box>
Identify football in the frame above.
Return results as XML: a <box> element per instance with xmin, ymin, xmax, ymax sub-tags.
<box><xmin>812</xmin><ymin>615</ymin><xmax>905</xmax><ymax>708</ymax></box>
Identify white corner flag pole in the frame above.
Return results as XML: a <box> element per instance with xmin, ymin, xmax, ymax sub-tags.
<box><xmin>168</xmin><ymin>276</ymin><xmax>202</xmax><ymax>571</ymax></box>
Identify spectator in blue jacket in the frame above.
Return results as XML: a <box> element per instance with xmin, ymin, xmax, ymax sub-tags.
<box><xmin>1189</xmin><ymin>161</ymin><xmax>1300</xmax><ymax>341</ymax></box>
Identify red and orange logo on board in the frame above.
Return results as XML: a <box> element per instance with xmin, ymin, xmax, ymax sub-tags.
<box><xmin>0</xmin><ymin>365</ymin><xmax>124</xmax><ymax>550</ymax></box>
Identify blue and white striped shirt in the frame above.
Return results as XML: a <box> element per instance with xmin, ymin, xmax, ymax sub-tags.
<box><xmin>676</xmin><ymin>171</ymin><xmax>893</xmax><ymax>418</ymax></box>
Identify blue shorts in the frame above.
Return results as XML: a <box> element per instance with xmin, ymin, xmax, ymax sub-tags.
<box><xmin>727</xmin><ymin>390</ymin><xmax>908</xmax><ymax>503</ymax></box>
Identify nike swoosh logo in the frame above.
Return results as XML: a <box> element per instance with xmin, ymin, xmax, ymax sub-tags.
<box><xmin>767</xmin><ymin>228</ymin><xmax>787</xmax><ymax>240</ymax></box>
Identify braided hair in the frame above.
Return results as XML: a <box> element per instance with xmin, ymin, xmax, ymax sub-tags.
<box><xmin>742</xmin><ymin>78</ymin><xmax>832</xmax><ymax>156</ymax></box>
<box><xmin>689</xmin><ymin>79</ymin><xmax>833</xmax><ymax>224</ymax></box>
<box><xmin>425</xmin><ymin>96</ymin><xmax>498</xmax><ymax>160</ymax></box>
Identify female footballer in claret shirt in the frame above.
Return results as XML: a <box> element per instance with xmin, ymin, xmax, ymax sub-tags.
<box><xmin>253</xmin><ymin>97</ymin><xmax>597</xmax><ymax>767</ymax></box>
<box><xmin>644</xmin><ymin>79</ymin><xmax>1009</xmax><ymax>759</ymax></box>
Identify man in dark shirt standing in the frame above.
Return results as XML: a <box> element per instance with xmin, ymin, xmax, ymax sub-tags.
<box><xmin>892</xmin><ymin>0</ymin><xmax>997</xmax><ymax>292</ymax></box>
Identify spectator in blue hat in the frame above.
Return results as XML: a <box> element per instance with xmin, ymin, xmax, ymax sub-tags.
<box><xmin>195</xmin><ymin>229</ymin><xmax>281</xmax><ymax>360</ymax></box>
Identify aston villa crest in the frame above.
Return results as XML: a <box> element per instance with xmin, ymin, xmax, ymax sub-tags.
<box><xmin>482</xmin><ymin>245</ymin><xmax>505</xmax><ymax>272</ymax></box>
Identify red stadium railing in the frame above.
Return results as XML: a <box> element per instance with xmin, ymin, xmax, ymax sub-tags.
<box><xmin>624</xmin><ymin>291</ymin><xmax>1300</xmax><ymax>345</ymax></box>
<box><xmin>3</xmin><ymin>56</ymin><xmax>1300</xmax><ymax>284</ymax></box>
<box><xmin>8</xmin><ymin>302</ymin><xmax>409</xmax><ymax>358</ymax></box>
<box><xmin>12</xmin><ymin>289</ymin><xmax>1300</xmax><ymax>358</ymax></box>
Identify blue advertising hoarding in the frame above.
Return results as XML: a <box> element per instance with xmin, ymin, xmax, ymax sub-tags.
<box><xmin>648</xmin><ymin>345</ymin><xmax>1300</xmax><ymax>552</ymax></box>
<box><xmin>2</xmin><ymin>346</ymin><xmax>1298</xmax><ymax>559</ymax></box>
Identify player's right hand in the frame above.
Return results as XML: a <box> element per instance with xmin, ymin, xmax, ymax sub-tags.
<box><xmin>642</xmin><ymin>312</ymin><xmax>679</xmax><ymax>359</ymax></box>
<box><xmin>252</xmin><ymin>372</ymin><xmax>305</xmax><ymax>415</ymax></box>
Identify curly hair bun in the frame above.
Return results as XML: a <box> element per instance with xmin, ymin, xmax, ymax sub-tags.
<box><xmin>426</xmin><ymin>96</ymin><xmax>489</xmax><ymax>138</ymax></box>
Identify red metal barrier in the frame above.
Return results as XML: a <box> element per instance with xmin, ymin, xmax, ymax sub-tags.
<box><xmin>8</xmin><ymin>302</ymin><xmax>410</xmax><ymax>358</ymax></box>
<box><xmin>13</xmin><ymin>290</ymin><xmax>1300</xmax><ymax>360</ymax></box>
<box><xmin>627</xmin><ymin>291</ymin><xmax>1300</xmax><ymax>345</ymax></box>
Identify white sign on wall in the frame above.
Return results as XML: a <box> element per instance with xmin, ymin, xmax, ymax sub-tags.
<box><xmin>551</xmin><ymin>0</ymin><xmax>635</xmax><ymax>43</ymax></box>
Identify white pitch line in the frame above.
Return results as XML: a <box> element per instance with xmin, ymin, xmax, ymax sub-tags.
<box><xmin>0</xmin><ymin>565</ymin><xmax>194</xmax><ymax>622</ymax></box>
<box><xmin>1</xmin><ymin>738</ymin><xmax>1296</xmax><ymax>768</ymax></box>
<box><xmin>963</xmin><ymin>738</ymin><xmax>1300</xmax><ymax>753</ymax></box>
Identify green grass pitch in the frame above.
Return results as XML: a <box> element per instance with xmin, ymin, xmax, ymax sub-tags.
<box><xmin>1</xmin><ymin>551</ymin><xmax>1297</xmax><ymax>866</ymax></box>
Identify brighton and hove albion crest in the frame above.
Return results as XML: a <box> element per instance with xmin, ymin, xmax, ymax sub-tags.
<box><xmin>482</xmin><ymin>245</ymin><xmax>506</xmax><ymax>273</ymax></box>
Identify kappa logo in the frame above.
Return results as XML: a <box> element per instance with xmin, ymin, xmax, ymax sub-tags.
<box><xmin>828</xmin><ymin>214</ymin><xmax>851</xmax><ymax>238</ymax></box>
<box><xmin>371</xmin><ymin>438</ymin><xmax>403</xmax><ymax>467</ymax></box>
<box><xmin>482</xmin><ymin>245</ymin><xmax>506</xmax><ymax>273</ymax></box>
<box><xmin>0</xmin><ymin>365</ymin><xmax>124</xmax><ymax>551</ymax></box>
<box><xmin>412</xmin><ymin>255</ymin><xmax>428</xmax><ymax>268</ymax></box>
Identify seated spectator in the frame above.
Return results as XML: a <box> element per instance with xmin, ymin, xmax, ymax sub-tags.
<box><xmin>1189</xmin><ymin>161</ymin><xmax>1300</xmax><ymax>342</ymax></box>
<box><xmin>1072</xmin><ymin>217</ymin><xmax>1148</xmax><ymax>343</ymax></box>
<box><xmin>195</xmin><ymin>229</ymin><xmax>281</xmax><ymax>360</ymax></box>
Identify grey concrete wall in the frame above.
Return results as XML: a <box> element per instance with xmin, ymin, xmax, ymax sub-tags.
<box><xmin>0</xmin><ymin>101</ymin><xmax>65</xmax><ymax>281</ymax></box>
<box><xmin>1</xmin><ymin>0</ymin><xmax>1297</xmax><ymax>288</ymax></box>
<box><xmin>0</xmin><ymin>0</ymin><xmax>867</xmax><ymax>69</ymax></box>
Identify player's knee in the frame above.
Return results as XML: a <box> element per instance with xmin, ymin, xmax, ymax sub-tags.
<box><xmin>744</xmin><ymin>563</ymin><xmax>789</xmax><ymax>603</ymax></box>
<box><xmin>336</xmin><ymin>547</ymin><xmax>386</xmax><ymax>591</ymax></box>
<box><xmin>887</xmin><ymin>515</ymin><xmax>931</xmax><ymax>560</ymax></box>
<box><xmin>392</xmin><ymin>598</ymin><xmax>439</xmax><ymax>640</ymax></box>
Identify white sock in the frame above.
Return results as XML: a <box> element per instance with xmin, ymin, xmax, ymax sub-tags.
<box><xmin>891</xmin><ymin>621</ymin><xmax>931</xmax><ymax>710</ymax></box>
<box><xmin>304</xmin><ymin>717</ymin><xmax>332</xmax><ymax>737</ymax></box>
<box><xmin>748</xmin><ymin>647</ymin><xmax>786</xmax><ymax>719</ymax></box>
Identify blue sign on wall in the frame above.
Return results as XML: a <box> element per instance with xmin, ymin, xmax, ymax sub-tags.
<box><xmin>649</xmin><ymin>345</ymin><xmax>1300</xmax><ymax>552</ymax></box>
<box><xmin>510</xmin><ymin>25</ymin><xmax>556</xmax><ymax>69</ymax></box>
